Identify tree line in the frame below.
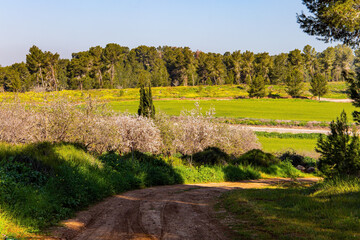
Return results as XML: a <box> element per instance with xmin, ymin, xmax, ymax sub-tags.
<box><xmin>0</xmin><ymin>43</ymin><xmax>357</xmax><ymax>92</ymax></box>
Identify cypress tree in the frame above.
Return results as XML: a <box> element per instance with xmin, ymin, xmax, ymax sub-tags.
<box><xmin>138</xmin><ymin>84</ymin><xmax>155</xmax><ymax>118</ymax></box>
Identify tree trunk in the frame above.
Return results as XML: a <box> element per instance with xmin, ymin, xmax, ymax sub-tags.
<box><xmin>39</xmin><ymin>67</ymin><xmax>44</xmax><ymax>88</ymax></box>
<box><xmin>98</xmin><ymin>69</ymin><xmax>103</xmax><ymax>88</ymax></box>
<box><xmin>110</xmin><ymin>64</ymin><xmax>114</xmax><ymax>88</ymax></box>
<box><xmin>50</xmin><ymin>65</ymin><xmax>57</xmax><ymax>91</ymax></box>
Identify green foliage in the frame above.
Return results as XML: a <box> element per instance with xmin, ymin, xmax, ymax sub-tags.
<box><xmin>0</xmin><ymin>143</ymin><xmax>182</xmax><ymax>234</ymax></box>
<box><xmin>298</xmin><ymin>0</ymin><xmax>360</xmax><ymax>48</ymax></box>
<box><xmin>310</xmin><ymin>73</ymin><xmax>328</xmax><ymax>100</ymax></box>
<box><xmin>346</xmin><ymin>70</ymin><xmax>360</xmax><ymax>123</ymax></box>
<box><xmin>0</xmin><ymin>42</ymin><xmax>357</xmax><ymax>93</ymax></box>
<box><xmin>234</xmin><ymin>149</ymin><xmax>280</xmax><ymax>167</ymax></box>
<box><xmin>316</xmin><ymin>111</ymin><xmax>360</xmax><ymax>177</ymax></box>
<box><xmin>138</xmin><ymin>84</ymin><xmax>155</xmax><ymax>118</ymax></box>
<box><xmin>247</xmin><ymin>75</ymin><xmax>266</xmax><ymax>98</ymax></box>
<box><xmin>262</xmin><ymin>161</ymin><xmax>304</xmax><ymax>179</ymax></box>
<box><xmin>192</xmin><ymin>147</ymin><xmax>230</xmax><ymax>166</ymax></box>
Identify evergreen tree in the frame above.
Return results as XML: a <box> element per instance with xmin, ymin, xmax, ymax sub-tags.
<box><xmin>102</xmin><ymin>43</ymin><xmax>129</xmax><ymax>88</ymax></box>
<box><xmin>303</xmin><ymin>45</ymin><xmax>317</xmax><ymax>81</ymax></box>
<box><xmin>310</xmin><ymin>73</ymin><xmax>328</xmax><ymax>100</ymax></box>
<box><xmin>248</xmin><ymin>75</ymin><xmax>266</xmax><ymax>98</ymax></box>
<box><xmin>270</xmin><ymin>53</ymin><xmax>288</xmax><ymax>84</ymax></box>
<box><xmin>254</xmin><ymin>52</ymin><xmax>272</xmax><ymax>83</ymax></box>
<box><xmin>241</xmin><ymin>51</ymin><xmax>255</xmax><ymax>83</ymax></box>
<box><xmin>26</xmin><ymin>45</ymin><xmax>45</xmax><ymax>88</ymax></box>
<box><xmin>285</xmin><ymin>69</ymin><xmax>304</xmax><ymax>97</ymax></box>
<box><xmin>316</xmin><ymin>111</ymin><xmax>360</xmax><ymax>177</ymax></box>
<box><xmin>319</xmin><ymin>47</ymin><xmax>336</xmax><ymax>81</ymax></box>
<box><xmin>298</xmin><ymin>0</ymin><xmax>360</xmax><ymax>48</ymax></box>
<box><xmin>138</xmin><ymin>84</ymin><xmax>155</xmax><ymax>118</ymax></box>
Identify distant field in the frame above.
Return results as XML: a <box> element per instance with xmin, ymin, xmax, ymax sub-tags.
<box><xmin>0</xmin><ymin>82</ymin><xmax>349</xmax><ymax>103</ymax></box>
<box><xmin>258</xmin><ymin>136</ymin><xmax>318</xmax><ymax>154</ymax></box>
<box><xmin>110</xmin><ymin>98</ymin><xmax>356</xmax><ymax>122</ymax></box>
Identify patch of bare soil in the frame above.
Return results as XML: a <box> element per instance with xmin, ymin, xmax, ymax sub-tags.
<box><xmin>45</xmin><ymin>178</ymin><xmax>319</xmax><ymax>240</ymax></box>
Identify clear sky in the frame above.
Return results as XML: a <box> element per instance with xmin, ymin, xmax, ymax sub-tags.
<box><xmin>0</xmin><ymin>0</ymin><xmax>339</xmax><ymax>66</ymax></box>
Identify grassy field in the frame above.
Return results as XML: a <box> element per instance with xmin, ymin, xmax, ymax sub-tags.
<box><xmin>110</xmin><ymin>98</ymin><xmax>356</xmax><ymax>122</ymax></box>
<box><xmin>0</xmin><ymin>82</ymin><xmax>349</xmax><ymax>103</ymax></box>
<box><xmin>219</xmin><ymin>178</ymin><xmax>360</xmax><ymax>240</ymax></box>
<box><xmin>258</xmin><ymin>137</ymin><xmax>318</xmax><ymax>153</ymax></box>
<box><xmin>256</xmin><ymin>132</ymin><xmax>319</xmax><ymax>156</ymax></box>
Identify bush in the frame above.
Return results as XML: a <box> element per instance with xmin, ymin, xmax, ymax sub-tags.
<box><xmin>192</xmin><ymin>147</ymin><xmax>230</xmax><ymax>165</ymax></box>
<box><xmin>234</xmin><ymin>149</ymin><xmax>280</xmax><ymax>167</ymax></box>
<box><xmin>0</xmin><ymin>101</ymin><xmax>259</xmax><ymax>157</ymax></box>
<box><xmin>278</xmin><ymin>150</ymin><xmax>317</xmax><ymax>168</ymax></box>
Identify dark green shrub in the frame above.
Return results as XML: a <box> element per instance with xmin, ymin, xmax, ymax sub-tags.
<box><xmin>278</xmin><ymin>150</ymin><xmax>317</xmax><ymax>168</ymax></box>
<box><xmin>279</xmin><ymin>150</ymin><xmax>311</xmax><ymax>167</ymax></box>
<box><xmin>192</xmin><ymin>147</ymin><xmax>230</xmax><ymax>165</ymax></box>
<box><xmin>234</xmin><ymin>149</ymin><xmax>280</xmax><ymax>167</ymax></box>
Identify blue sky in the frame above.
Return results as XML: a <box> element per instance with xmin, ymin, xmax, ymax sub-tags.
<box><xmin>0</xmin><ymin>0</ymin><xmax>338</xmax><ymax>66</ymax></box>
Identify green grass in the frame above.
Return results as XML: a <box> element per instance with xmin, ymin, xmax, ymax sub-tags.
<box><xmin>219</xmin><ymin>177</ymin><xmax>360</xmax><ymax>240</ymax></box>
<box><xmin>258</xmin><ymin>137</ymin><xmax>318</xmax><ymax>153</ymax></box>
<box><xmin>255</xmin><ymin>132</ymin><xmax>323</xmax><ymax>139</ymax></box>
<box><xmin>255</xmin><ymin>132</ymin><xmax>321</xmax><ymax>155</ymax></box>
<box><xmin>110</xmin><ymin>98</ymin><xmax>356</xmax><ymax>122</ymax></box>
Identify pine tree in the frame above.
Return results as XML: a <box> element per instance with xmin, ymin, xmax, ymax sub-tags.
<box><xmin>310</xmin><ymin>73</ymin><xmax>328</xmax><ymax>100</ymax></box>
<box><xmin>285</xmin><ymin>69</ymin><xmax>304</xmax><ymax>98</ymax></box>
<box><xmin>316</xmin><ymin>111</ymin><xmax>360</xmax><ymax>177</ymax></box>
<box><xmin>138</xmin><ymin>84</ymin><xmax>155</xmax><ymax>118</ymax></box>
<box><xmin>248</xmin><ymin>75</ymin><xmax>266</xmax><ymax>98</ymax></box>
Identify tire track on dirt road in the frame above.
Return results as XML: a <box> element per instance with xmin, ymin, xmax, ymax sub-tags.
<box><xmin>48</xmin><ymin>178</ymin><xmax>319</xmax><ymax>240</ymax></box>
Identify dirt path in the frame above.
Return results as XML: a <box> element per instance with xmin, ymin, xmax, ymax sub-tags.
<box><xmin>47</xmin><ymin>178</ymin><xmax>319</xmax><ymax>240</ymax></box>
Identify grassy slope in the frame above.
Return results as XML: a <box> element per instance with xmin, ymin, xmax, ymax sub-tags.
<box><xmin>110</xmin><ymin>99</ymin><xmax>356</xmax><ymax>122</ymax></box>
<box><xmin>219</xmin><ymin>178</ymin><xmax>360</xmax><ymax>240</ymax></box>
<box><xmin>0</xmin><ymin>142</ymin><xmax>305</xmax><ymax>239</ymax></box>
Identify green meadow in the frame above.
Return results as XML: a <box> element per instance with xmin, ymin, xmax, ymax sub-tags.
<box><xmin>110</xmin><ymin>98</ymin><xmax>356</xmax><ymax>122</ymax></box>
<box><xmin>257</xmin><ymin>137</ymin><xmax>318</xmax><ymax>153</ymax></box>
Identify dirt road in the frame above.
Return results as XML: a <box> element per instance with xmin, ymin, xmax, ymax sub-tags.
<box><xmin>49</xmin><ymin>178</ymin><xmax>319</xmax><ymax>240</ymax></box>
